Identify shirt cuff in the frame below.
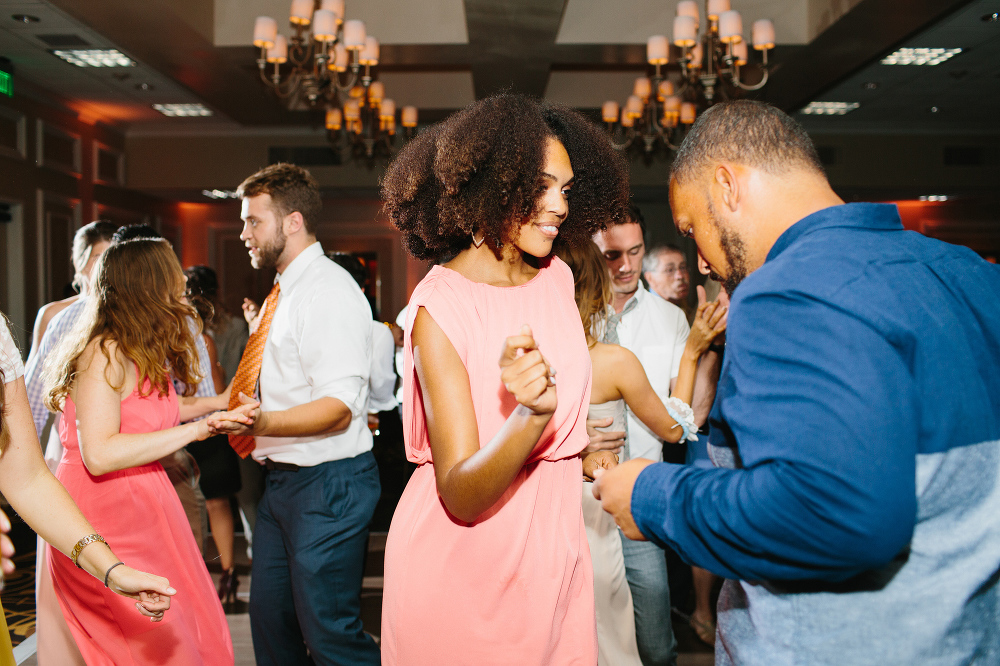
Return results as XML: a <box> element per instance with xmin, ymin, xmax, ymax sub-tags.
<box><xmin>631</xmin><ymin>462</ymin><xmax>684</xmax><ymax>545</ymax></box>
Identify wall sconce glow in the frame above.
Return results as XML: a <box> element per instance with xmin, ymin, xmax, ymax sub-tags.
<box><xmin>51</xmin><ymin>49</ymin><xmax>135</xmax><ymax>67</ymax></box>
<box><xmin>202</xmin><ymin>189</ymin><xmax>239</xmax><ymax>199</ymax></box>
<box><xmin>800</xmin><ymin>101</ymin><xmax>860</xmax><ymax>115</ymax></box>
<box><xmin>880</xmin><ymin>48</ymin><xmax>962</xmax><ymax>66</ymax></box>
<box><xmin>153</xmin><ymin>103</ymin><xmax>214</xmax><ymax>117</ymax></box>
<box><xmin>918</xmin><ymin>195</ymin><xmax>948</xmax><ymax>202</ymax></box>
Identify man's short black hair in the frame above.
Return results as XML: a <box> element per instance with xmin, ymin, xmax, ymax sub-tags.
<box><xmin>626</xmin><ymin>204</ymin><xmax>647</xmax><ymax>237</ymax></box>
<box><xmin>670</xmin><ymin>100</ymin><xmax>824</xmax><ymax>185</ymax></box>
<box><xmin>111</xmin><ymin>223</ymin><xmax>160</xmax><ymax>245</ymax></box>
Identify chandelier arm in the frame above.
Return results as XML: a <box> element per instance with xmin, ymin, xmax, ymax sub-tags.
<box><xmin>269</xmin><ymin>69</ymin><xmax>302</xmax><ymax>99</ymax></box>
<box><xmin>663</xmin><ymin>130</ymin><xmax>681</xmax><ymax>151</ymax></box>
<box><xmin>330</xmin><ymin>66</ymin><xmax>361</xmax><ymax>93</ymax></box>
<box><xmin>730</xmin><ymin>67</ymin><xmax>770</xmax><ymax>91</ymax></box>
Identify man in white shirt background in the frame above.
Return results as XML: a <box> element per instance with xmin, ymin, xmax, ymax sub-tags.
<box><xmin>229</xmin><ymin>164</ymin><xmax>380</xmax><ymax>666</ymax></box>
<box><xmin>592</xmin><ymin>205</ymin><xmax>720</xmax><ymax>666</ymax></box>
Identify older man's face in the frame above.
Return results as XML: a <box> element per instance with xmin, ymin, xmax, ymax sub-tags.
<box><xmin>645</xmin><ymin>250</ymin><xmax>690</xmax><ymax>304</ymax></box>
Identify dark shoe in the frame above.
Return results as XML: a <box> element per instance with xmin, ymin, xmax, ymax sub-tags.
<box><xmin>217</xmin><ymin>568</ymin><xmax>238</xmax><ymax>606</ymax></box>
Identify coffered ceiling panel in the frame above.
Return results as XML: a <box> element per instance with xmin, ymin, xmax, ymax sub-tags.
<box><xmin>557</xmin><ymin>0</ymin><xmax>811</xmax><ymax>44</ymax></box>
<box><xmin>376</xmin><ymin>71</ymin><xmax>476</xmax><ymax>110</ymax></box>
<box><xmin>544</xmin><ymin>70</ymin><xmax>643</xmax><ymax>108</ymax></box>
<box><xmin>213</xmin><ymin>0</ymin><xmax>469</xmax><ymax>47</ymax></box>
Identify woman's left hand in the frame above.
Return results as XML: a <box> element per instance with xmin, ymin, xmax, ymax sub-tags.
<box><xmin>205</xmin><ymin>397</ymin><xmax>260</xmax><ymax>436</ymax></box>
<box><xmin>105</xmin><ymin>565</ymin><xmax>176</xmax><ymax>622</ymax></box>
<box><xmin>685</xmin><ymin>287</ymin><xmax>728</xmax><ymax>357</ymax></box>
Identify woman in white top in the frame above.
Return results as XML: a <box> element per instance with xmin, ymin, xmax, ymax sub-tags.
<box><xmin>557</xmin><ymin>241</ymin><xmax>726</xmax><ymax>665</ymax></box>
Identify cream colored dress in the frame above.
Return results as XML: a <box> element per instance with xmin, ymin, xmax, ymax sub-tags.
<box><xmin>583</xmin><ymin>400</ymin><xmax>643</xmax><ymax>666</ymax></box>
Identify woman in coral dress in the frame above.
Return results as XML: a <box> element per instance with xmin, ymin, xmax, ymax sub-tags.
<box><xmin>43</xmin><ymin>238</ymin><xmax>256</xmax><ymax>665</ymax></box>
<box><xmin>380</xmin><ymin>94</ymin><xmax>629</xmax><ymax>665</ymax></box>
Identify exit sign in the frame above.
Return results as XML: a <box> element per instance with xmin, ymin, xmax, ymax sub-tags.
<box><xmin>0</xmin><ymin>71</ymin><xmax>10</xmax><ymax>97</ymax></box>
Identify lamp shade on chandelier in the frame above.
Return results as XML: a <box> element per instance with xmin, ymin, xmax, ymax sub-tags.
<box><xmin>603</xmin><ymin>0</ymin><xmax>775</xmax><ymax>156</ymax></box>
<box><xmin>252</xmin><ymin>0</ymin><xmax>418</xmax><ymax>159</ymax></box>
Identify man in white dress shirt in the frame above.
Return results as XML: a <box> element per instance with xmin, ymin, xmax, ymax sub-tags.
<box><xmin>593</xmin><ymin>205</ymin><xmax>719</xmax><ymax>666</ymax></box>
<box><xmin>230</xmin><ymin>164</ymin><xmax>380</xmax><ymax>666</ymax></box>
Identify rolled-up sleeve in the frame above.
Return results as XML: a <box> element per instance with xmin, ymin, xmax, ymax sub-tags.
<box><xmin>632</xmin><ymin>288</ymin><xmax>918</xmax><ymax>582</ymax></box>
<box><xmin>298</xmin><ymin>286</ymin><xmax>371</xmax><ymax>418</ymax></box>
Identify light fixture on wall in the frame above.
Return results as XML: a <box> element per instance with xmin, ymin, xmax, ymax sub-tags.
<box><xmin>603</xmin><ymin>0</ymin><xmax>774</xmax><ymax>156</ymax></box>
<box><xmin>252</xmin><ymin>1</ymin><xmax>418</xmax><ymax>160</ymax></box>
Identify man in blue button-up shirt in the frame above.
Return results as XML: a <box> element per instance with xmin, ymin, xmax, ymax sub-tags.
<box><xmin>594</xmin><ymin>100</ymin><xmax>1000</xmax><ymax>664</ymax></box>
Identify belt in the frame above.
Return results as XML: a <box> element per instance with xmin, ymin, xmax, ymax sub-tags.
<box><xmin>262</xmin><ymin>459</ymin><xmax>300</xmax><ymax>472</ymax></box>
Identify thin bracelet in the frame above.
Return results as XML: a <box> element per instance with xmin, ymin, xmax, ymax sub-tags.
<box><xmin>104</xmin><ymin>561</ymin><xmax>125</xmax><ymax>588</ymax></box>
<box><xmin>70</xmin><ymin>534</ymin><xmax>107</xmax><ymax>569</ymax></box>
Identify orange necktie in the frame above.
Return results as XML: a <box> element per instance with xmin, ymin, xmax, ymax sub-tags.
<box><xmin>228</xmin><ymin>282</ymin><xmax>280</xmax><ymax>458</ymax></box>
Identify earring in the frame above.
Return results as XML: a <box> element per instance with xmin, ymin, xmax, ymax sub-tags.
<box><xmin>472</xmin><ymin>232</ymin><xmax>485</xmax><ymax>248</ymax></box>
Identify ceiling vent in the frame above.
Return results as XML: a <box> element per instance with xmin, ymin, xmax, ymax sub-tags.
<box><xmin>943</xmin><ymin>146</ymin><xmax>982</xmax><ymax>166</ymax></box>
<box><xmin>35</xmin><ymin>34</ymin><xmax>90</xmax><ymax>48</ymax></box>
<box><xmin>269</xmin><ymin>146</ymin><xmax>342</xmax><ymax>167</ymax></box>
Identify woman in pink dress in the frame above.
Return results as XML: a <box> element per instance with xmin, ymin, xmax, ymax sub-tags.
<box><xmin>43</xmin><ymin>238</ymin><xmax>256</xmax><ymax>665</ymax></box>
<box><xmin>380</xmin><ymin>94</ymin><xmax>629</xmax><ymax>665</ymax></box>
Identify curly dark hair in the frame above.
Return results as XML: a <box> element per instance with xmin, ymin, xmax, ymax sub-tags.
<box><xmin>382</xmin><ymin>94</ymin><xmax>630</xmax><ymax>261</ymax></box>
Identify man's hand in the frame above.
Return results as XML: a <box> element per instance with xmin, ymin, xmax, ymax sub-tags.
<box><xmin>585</xmin><ymin>417</ymin><xmax>625</xmax><ymax>454</ymax></box>
<box><xmin>209</xmin><ymin>392</ymin><xmax>263</xmax><ymax>436</ymax></box>
<box><xmin>592</xmin><ymin>458</ymin><xmax>655</xmax><ymax>540</ymax></box>
<box><xmin>243</xmin><ymin>298</ymin><xmax>260</xmax><ymax>331</ymax></box>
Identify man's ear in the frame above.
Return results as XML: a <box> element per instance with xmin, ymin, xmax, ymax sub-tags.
<box><xmin>713</xmin><ymin>163</ymin><xmax>741</xmax><ymax>213</ymax></box>
<box><xmin>283</xmin><ymin>210</ymin><xmax>305</xmax><ymax>235</ymax></box>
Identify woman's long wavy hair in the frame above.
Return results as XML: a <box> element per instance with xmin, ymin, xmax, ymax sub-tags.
<box><xmin>555</xmin><ymin>240</ymin><xmax>611</xmax><ymax>348</ymax></box>
<box><xmin>44</xmin><ymin>238</ymin><xmax>203</xmax><ymax>411</ymax></box>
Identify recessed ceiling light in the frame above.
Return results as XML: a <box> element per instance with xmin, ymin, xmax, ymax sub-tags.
<box><xmin>800</xmin><ymin>101</ymin><xmax>860</xmax><ymax>115</ymax></box>
<box><xmin>153</xmin><ymin>103</ymin><xmax>213</xmax><ymax>117</ymax></box>
<box><xmin>880</xmin><ymin>47</ymin><xmax>962</xmax><ymax>66</ymax></box>
<box><xmin>862</xmin><ymin>81</ymin><xmax>880</xmax><ymax>90</ymax></box>
<box><xmin>135</xmin><ymin>82</ymin><xmax>154</xmax><ymax>91</ymax></box>
<box><xmin>51</xmin><ymin>49</ymin><xmax>135</xmax><ymax>68</ymax></box>
<box><xmin>202</xmin><ymin>189</ymin><xmax>238</xmax><ymax>199</ymax></box>
<box><xmin>918</xmin><ymin>195</ymin><xmax>948</xmax><ymax>202</ymax></box>
<box><xmin>11</xmin><ymin>14</ymin><xmax>40</xmax><ymax>24</ymax></box>
<box><xmin>982</xmin><ymin>12</ymin><xmax>999</xmax><ymax>22</ymax></box>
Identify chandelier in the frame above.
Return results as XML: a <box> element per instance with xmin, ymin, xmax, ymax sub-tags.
<box><xmin>324</xmin><ymin>82</ymin><xmax>418</xmax><ymax>159</ymax></box>
<box><xmin>602</xmin><ymin>0</ymin><xmax>775</xmax><ymax>155</ymax></box>
<box><xmin>252</xmin><ymin>0</ymin><xmax>418</xmax><ymax>159</ymax></box>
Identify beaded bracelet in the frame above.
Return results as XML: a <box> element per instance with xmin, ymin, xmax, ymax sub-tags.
<box><xmin>70</xmin><ymin>534</ymin><xmax>107</xmax><ymax>569</ymax></box>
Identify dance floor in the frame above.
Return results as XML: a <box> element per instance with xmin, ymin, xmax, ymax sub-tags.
<box><xmin>6</xmin><ymin>521</ymin><xmax>713</xmax><ymax>665</ymax></box>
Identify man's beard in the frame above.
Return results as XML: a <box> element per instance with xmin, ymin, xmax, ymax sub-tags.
<box><xmin>707</xmin><ymin>199</ymin><xmax>749</xmax><ymax>296</ymax></box>
<box><xmin>256</xmin><ymin>228</ymin><xmax>287</xmax><ymax>269</ymax></box>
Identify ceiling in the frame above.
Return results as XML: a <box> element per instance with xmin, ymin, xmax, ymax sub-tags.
<box><xmin>0</xmin><ymin>0</ymin><xmax>994</xmax><ymax>136</ymax></box>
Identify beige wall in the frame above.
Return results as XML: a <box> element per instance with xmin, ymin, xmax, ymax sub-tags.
<box><xmin>0</xmin><ymin>89</ymin><xmax>166</xmax><ymax>352</ymax></box>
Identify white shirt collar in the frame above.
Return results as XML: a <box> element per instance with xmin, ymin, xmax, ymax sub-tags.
<box><xmin>619</xmin><ymin>283</ymin><xmax>648</xmax><ymax>313</ymax></box>
<box><xmin>276</xmin><ymin>241</ymin><xmax>324</xmax><ymax>291</ymax></box>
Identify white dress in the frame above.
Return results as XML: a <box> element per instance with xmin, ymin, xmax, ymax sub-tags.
<box><xmin>0</xmin><ymin>321</ymin><xmax>22</xmax><ymax>384</ymax></box>
<box><xmin>583</xmin><ymin>399</ymin><xmax>643</xmax><ymax>666</ymax></box>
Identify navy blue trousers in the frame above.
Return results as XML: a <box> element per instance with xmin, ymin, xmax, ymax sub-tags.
<box><xmin>249</xmin><ymin>452</ymin><xmax>381</xmax><ymax>665</ymax></box>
